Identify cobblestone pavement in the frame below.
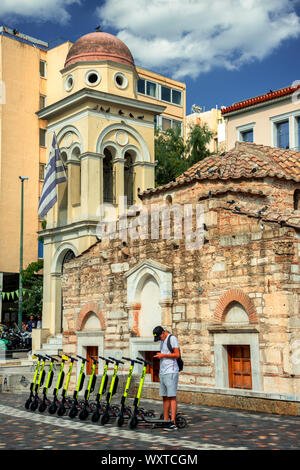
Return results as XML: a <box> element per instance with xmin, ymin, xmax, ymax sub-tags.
<box><xmin>0</xmin><ymin>392</ymin><xmax>299</xmax><ymax>451</ymax></box>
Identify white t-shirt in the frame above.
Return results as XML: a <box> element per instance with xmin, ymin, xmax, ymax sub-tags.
<box><xmin>159</xmin><ymin>334</ymin><xmax>179</xmax><ymax>375</ymax></box>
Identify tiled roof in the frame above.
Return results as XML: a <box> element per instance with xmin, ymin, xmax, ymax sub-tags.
<box><xmin>139</xmin><ymin>141</ymin><xmax>300</xmax><ymax>198</ymax></box>
<box><xmin>221</xmin><ymin>84</ymin><xmax>300</xmax><ymax>115</ymax></box>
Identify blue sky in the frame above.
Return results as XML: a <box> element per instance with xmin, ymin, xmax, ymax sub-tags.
<box><xmin>1</xmin><ymin>0</ymin><xmax>300</xmax><ymax>114</ymax></box>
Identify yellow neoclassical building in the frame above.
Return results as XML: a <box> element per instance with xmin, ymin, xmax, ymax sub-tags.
<box><xmin>0</xmin><ymin>28</ymin><xmax>186</xmax><ymax>337</ymax></box>
<box><xmin>35</xmin><ymin>31</ymin><xmax>186</xmax><ymax>352</ymax></box>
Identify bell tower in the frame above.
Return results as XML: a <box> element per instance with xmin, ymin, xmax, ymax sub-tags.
<box><xmin>37</xmin><ymin>31</ymin><xmax>165</xmax><ymax>344</ymax></box>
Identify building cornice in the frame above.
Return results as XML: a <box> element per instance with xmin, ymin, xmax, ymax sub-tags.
<box><xmin>36</xmin><ymin>88</ymin><xmax>166</xmax><ymax>120</ymax></box>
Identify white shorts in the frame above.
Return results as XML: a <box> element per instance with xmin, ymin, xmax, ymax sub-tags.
<box><xmin>159</xmin><ymin>373</ymin><xmax>179</xmax><ymax>397</ymax></box>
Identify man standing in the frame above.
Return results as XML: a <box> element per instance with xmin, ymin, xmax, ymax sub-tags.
<box><xmin>153</xmin><ymin>325</ymin><xmax>180</xmax><ymax>430</ymax></box>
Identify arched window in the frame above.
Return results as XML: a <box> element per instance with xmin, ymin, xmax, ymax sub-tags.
<box><xmin>57</xmin><ymin>151</ymin><xmax>68</xmax><ymax>225</ymax></box>
<box><xmin>70</xmin><ymin>146</ymin><xmax>81</xmax><ymax>206</ymax></box>
<box><xmin>103</xmin><ymin>148</ymin><xmax>114</xmax><ymax>203</ymax></box>
<box><xmin>124</xmin><ymin>151</ymin><xmax>135</xmax><ymax>206</ymax></box>
<box><xmin>294</xmin><ymin>189</ymin><xmax>300</xmax><ymax>210</ymax></box>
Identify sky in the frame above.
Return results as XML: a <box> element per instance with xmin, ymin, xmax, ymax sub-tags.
<box><xmin>1</xmin><ymin>0</ymin><xmax>300</xmax><ymax>114</ymax></box>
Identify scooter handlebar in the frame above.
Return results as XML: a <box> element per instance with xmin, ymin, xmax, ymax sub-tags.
<box><xmin>136</xmin><ymin>357</ymin><xmax>152</xmax><ymax>366</ymax></box>
<box><xmin>90</xmin><ymin>356</ymin><xmax>99</xmax><ymax>364</ymax></box>
<box><xmin>66</xmin><ymin>354</ymin><xmax>78</xmax><ymax>362</ymax></box>
<box><xmin>122</xmin><ymin>356</ymin><xmax>143</xmax><ymax>364</ymax></box>
<box><xmin>76</xmin><ymin>355</ymin><xmax>89</xmax><ymax>363</ymax></box>
<box><xmin>108</xmin><ymin>356</ymin><xmax>125</xmax><ymax>365</ymax></box>
<box><xmin>99</xmin><ymin>356</ymin><xmax>114</xmax><ymax>364</ymax></box>
<box><xmin>45</xmin><ymin>355</ymin><xmax>59</xmax><ymax>362</ymax></box>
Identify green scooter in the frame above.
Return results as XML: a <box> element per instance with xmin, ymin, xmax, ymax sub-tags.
<box><xmin>38</xmin><ymin>355</ymin><xmax>59</xmax><ymax>412</ymax></box>
<box><xmin>30</xmin><ymin>355</ymin><xmax>48</xmax><ymax>411</ymax></box>
<box><xmin>99</xmin><ymin>357</ymin><xmax>124</xmax><ymax>425</ymax></box>
<box><xmin>68</xmin><ymin>355</ymin><xmax>88</xmax><ymax>419</ymax></box>
<box><xmin>57</xmin><ymin>355</ymin><xmax>78</xmax><ymax>416</ymax></box>
<box><xmin>78</xmin><ymin>356</ymin><xmax>99</xmax><ymax>420</ymax></box>
<box><xmin>25</xmin><ymin>354</ymin><xmax>44</xmax><ymax>409</ymax></box>
<box><xmin>48</xmin><ymin>354</ymin><xmax>69</xmax><ymax>414</ymax></box>
<box><xmin>115</xmin><ymin>357</ymin><xmax>143</xmax><ymax>427</ymax></box>
<box><xmin>91</xmin><ymin>356</ymin><xmax>114</xmax><ymax>423</ymax></box>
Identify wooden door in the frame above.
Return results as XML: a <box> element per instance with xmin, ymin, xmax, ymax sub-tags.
<box><xmin>145</xmin><ymin>352</ymin><xmax>160</xmax><ymax>382</ymax></box>
<box><xmin>86</xmin><ymin>346</ymin><xmax>98</xmax><ymax>375</ymax></box>
<box><xmin>228</xmin><ymin>345</ymin><xmax>252</xmax><ymax>390</ymax></box>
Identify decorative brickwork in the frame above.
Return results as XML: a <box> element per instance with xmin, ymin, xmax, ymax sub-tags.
<box><xmin>76</xmin><ymin>302</ymin><xmax>106</xmax><ymax>331</ymax></box>
<box><xmin>213</xmin><ymin>288</ymin><xmax>258</xmax><ymax>324</ymax></box>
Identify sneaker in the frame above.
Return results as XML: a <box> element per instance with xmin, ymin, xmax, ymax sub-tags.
<box><xmin>164</xmin><ymin>422</ymin><xmax>178</xmax><ymax>431</ymax></box>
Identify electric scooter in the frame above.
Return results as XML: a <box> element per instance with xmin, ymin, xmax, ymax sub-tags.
<box><xmin>56</xmin><ymin>355</ymin><xmax>78</xmax><ymax>416</ymax></box>
<box><xmin>78</xmin><ymin>356</ymin><xmax>99</xmax><ymax>420</ymax></box>
<box><xmin>115</xmin><ymin>356</ymin><xmax>143</xmax><ymax>427</ymax></box>
<box><xmin>38</xmin><ymin>355</ymin><xmax>59</xmax><ymax>412</ymax></box>
<box><xmin>90</xmin><ymin>356</ymin><xmax>113</xmax><ymax>423</ymax></box>
<box><xmin>99</xmin><ymin>357</ymin><xmax>124</xmax><ymax>425</ymax></box>
<box><xmin>48</xmin><ymin>354</ymin><xmax>69</xmax><ymax>415</ymax></box>
<box><xmin>127</xmin><ymin>357</ymin><xmax>187</xmax><ymax>430</ymax></box>
<box><xmin>25</xmin><ymin>354</ymin><xmax>44</xmax><ymax>409</ymax></box>
<box><xmin>68</xmin><ymin>355</ymin><xmax>88</xmax><ymax>419</ymax></box>
<box><xmin>29</xmin><ymin>354</ymin><xmax>48</xmax><ymax>411</ymax></box>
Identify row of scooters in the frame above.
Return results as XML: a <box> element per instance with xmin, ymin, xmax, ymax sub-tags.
<box><xmin>25</xmin><ymin>353</ymin><xmax>187</xmax><ymax>430</ymax></box>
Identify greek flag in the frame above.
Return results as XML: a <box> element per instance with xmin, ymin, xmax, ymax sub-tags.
<box><xmin>38</xmin><ymin>133</ymin><xmax>67</xmax><ymax>218</ymax></box>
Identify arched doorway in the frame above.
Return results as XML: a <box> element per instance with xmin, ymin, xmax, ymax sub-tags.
<box><xmin>61</xmin><ymin>250</ymin><xmax>75</xmax><ymax>332</ymax></box>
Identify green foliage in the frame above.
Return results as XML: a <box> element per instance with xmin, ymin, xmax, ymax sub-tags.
<box><xmin>21</xmin><ymin>260</ymin><xmax>43</xmax><ymax>318</ymax></box>
<box><xmin>154</xmin><ymin>123</ymin><xmax>214</xmax><ymax>186</ymax></box>
<box><xmin>185</xmin><ymin>122</ymin><xmax>214</xmax><ymax>166</ymax></box>
<box><xmin>155</xmin><ymin>127</ymin><xmax>187</xmax><ymax>186</ymax></box>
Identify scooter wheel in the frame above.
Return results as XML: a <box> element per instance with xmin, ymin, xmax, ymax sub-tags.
<box><xmin>116</xmin><ymin>416</ymin><xmax>124</xmax><ymax>427</ymax></box>
<box><xmin>48</xmin><ymin>404</ymin><xmax>57</xmax><ymax>415</ymax></box>
<box><xmin>91</xmin><ymin>410</ymin><xmax>100</xmax><ymax>423</ymax></box>
<box><xmin>68</xmin><ymin>407</ymin><xmax>78</xmax><ymax>419</ymax></box>
<box><xmin>30</xmin><ymin>399</ymin><xmax>38</xmax><ymax>411</ymax></box>
<box><xmin>128</xmin><ymin>416</ymin><xmax>138</xmax><ymax>429</ymax></box>
<box><xmin>175</xmin><ymin>415</ymin><xmax>187</xmax><ymax>429</ymax></box>
<box><xmin>100</xmin><ymin>413</ymin><xmax>109</xmax><ymax>426</ymax></box>
<box><xmin>24</xmin><ymin>398</ymin><xmax>31</xmax><ymax>410</ymax></box>
<box><xmin>39</xmin><ymin>402</ymin><xmax>47</xmax><ymax>413</ymax></box>
<box><xmin>79</xmin><ymin>408</ymin><xmax>88</xmax><ymax>421</ymax></box>
<box><xmin>57</xmin><ymin>406</ymin><xmax>66</xmax><ymax>417</ymax></box>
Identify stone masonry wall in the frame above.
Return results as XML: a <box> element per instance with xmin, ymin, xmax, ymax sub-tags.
<box><xmin>62</xmin><ymin>176</ymin><xmax>300</xmax><ymax>395</ymax></box>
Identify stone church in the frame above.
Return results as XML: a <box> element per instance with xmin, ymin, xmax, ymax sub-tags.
<box><xmin>38</xmin><ymin>30</ymin><xmax>300</xmax><ymax>413</ymax></box>
<box><xmin>62</xmin><ymin>140</ymin><xmax>300</xmax><ymax>412</ymax></box>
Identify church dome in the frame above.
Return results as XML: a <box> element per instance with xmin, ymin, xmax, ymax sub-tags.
<box><xmin>64</xmin><ymin>32</ymin><xmax>135</xmax><ymax>68</ymax></box>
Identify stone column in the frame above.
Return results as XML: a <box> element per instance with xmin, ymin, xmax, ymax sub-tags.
<box><xmin>113</xmin><ymin>158</ymin><xmax>125</xmax><ymax>211</ymax></box>
<box><xmin>159</xmin><ymin>299</ymin><xmax>173</xmax><ymax>328</ymax></box>
<box><xmin>126</xmin><ymin>302</ymin><xmax>141</xmax><ymax>336</ymax></box>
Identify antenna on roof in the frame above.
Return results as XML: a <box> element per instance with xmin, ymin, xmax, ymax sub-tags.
<box><xmin>191</xmin><ymin>104</ymin><xmax>202</xmax><ymax>114</ymax></box>
<box><xmin>95</xmin><ymin>25</ymin><xmax>102</xmax><ymax>32</ymax></box>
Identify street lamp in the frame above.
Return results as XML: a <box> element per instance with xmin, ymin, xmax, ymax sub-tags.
<box><xmin>18</xmin><ymin>176</ymin><xmax>29</xmax><ymax>330</ymax></box>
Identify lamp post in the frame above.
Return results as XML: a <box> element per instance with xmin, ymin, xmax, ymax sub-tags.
<box><xmin>18</xmin><ymin>176</ymin><xmax>28</xmax><ymax>330</ymax></box>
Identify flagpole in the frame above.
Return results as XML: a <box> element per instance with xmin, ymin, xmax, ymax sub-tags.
<box><xmin>18</xmin><ymin>176</ymin><xmax>29</xmax><ymax>330</ymax></box>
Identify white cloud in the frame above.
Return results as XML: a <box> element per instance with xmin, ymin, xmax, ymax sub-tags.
<box><xmin>0</xmin><ymin>0</ymin><xmax>81</xmax><ymax>25</ymax></box>
<box><xmin>97</xmin><ymin>0</ymin><xmax>300</xmax><ymax>79</ymax></box>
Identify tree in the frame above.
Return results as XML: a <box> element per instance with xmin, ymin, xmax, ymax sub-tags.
<box><xmin>154</xmin><ymin>123</ymin><xmax>214</xmax><ymax>186</ymax></box>
<box><xmin>185</xmin><ymin>122</ymin><xmax>214</xmax><ymax>167</ymax></box>
<box><xmin>21</xmin><ymin>260</ymin><xmax>43</xmax><ymax>319</ymax></box>
<box><xmin>155</xmin><ymin>127</ymin><xmax>187</xmax><ymax>186</ymax></box>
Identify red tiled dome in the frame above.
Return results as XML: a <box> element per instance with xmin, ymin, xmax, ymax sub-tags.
<box><xmin>64</xmin><ymin>32</ymin><xmax>135</xmax><ymax>68</ymax></box>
